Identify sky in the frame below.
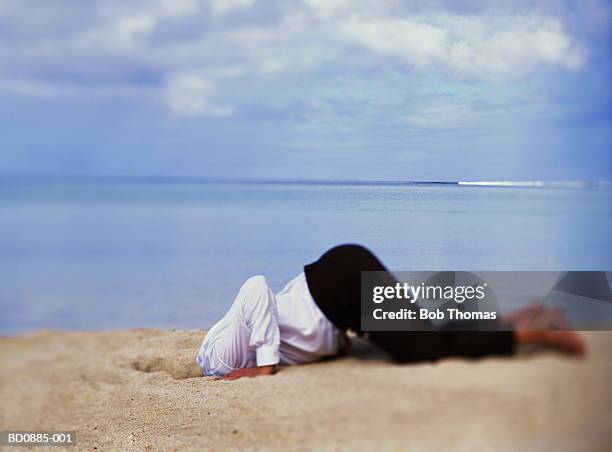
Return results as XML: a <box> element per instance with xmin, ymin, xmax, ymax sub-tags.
<box><xmin>0</xmin><ymin>0</ymin><xmax>610</xmax><ymax>181</ymax></box>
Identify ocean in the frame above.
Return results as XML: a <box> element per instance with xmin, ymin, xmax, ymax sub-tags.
<box><xmin>1</xmin><ymin>181</ymin><xmax>610</xmax><ymax>333</ymax></box>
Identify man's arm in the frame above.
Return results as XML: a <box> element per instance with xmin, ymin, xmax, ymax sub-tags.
<box><xmin>215</xmin><ymin>365</ymin><xmax>275</xmax><ymax>381</ymax></box>
<box><xmin>246</xmin><ymin>280</ymin><xmax>281</xmax><ymax>367</ymax></box>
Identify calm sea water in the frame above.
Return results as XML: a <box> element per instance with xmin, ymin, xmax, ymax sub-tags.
<box><xmin>1</xmin><ymin>182</ymin><xmax>610</xmax><ymax>333</ymax></box>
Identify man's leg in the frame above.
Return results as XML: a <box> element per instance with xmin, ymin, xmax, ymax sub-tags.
<box><xmin>197</xmin><ymin>275</ymin><xmax>278</xmax><ymax>376</ymax></box>
<box><xmin>305</xmin><ymin>244</ymin><xmax>516</xmax><ymax>363</ymax></box>
<box><xmin>368</xmin><ymin>330</ymin><xmax>515</xmax><ymax>363</ymax></box>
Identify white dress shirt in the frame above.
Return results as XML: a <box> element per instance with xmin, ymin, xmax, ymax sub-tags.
<box><xmin>196</xmin><ymin>273</ymin><xmax>345</xmax><ymax>376</ymax></box>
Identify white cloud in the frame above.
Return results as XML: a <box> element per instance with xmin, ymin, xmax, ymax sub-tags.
<box><xmin>75</xmin><ymin>0</ymin><xmax>200</xmax><ymax>50</ymax></box>
<box><xmin>403</xmin><ymin>104</ymin><xmax>479</xmax><ymax>130</ymax></box>
<box><xmin>208</xmin><ymin>0</ymin><xmax>255</xmax><ymax>17</ymax></box>
<box><xmin>338</xmin><ymin>18</ymin><xmax>448</xmax><ymax>70</ymax></box>
<box><xmin>302</xmin><ymin>0</ymin><xmax>352</xmax><ymax>19</ymax></box>
<box><xmin>337</xmin><ymin>15</ymin><xmax>586</xmax><ymax>80</ymax></box>
<box><xmin>165</xmin><ymin>73</ymin><xmax>234</xmax><ymax>117</ymax></box>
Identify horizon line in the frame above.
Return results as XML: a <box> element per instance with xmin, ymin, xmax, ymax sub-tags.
<box><xmin>0</xmin><ymin>173</ymin><xmax>610</xmax><ymax>189</ymax></box>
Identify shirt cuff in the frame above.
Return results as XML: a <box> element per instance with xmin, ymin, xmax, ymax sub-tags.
<box><xmin>256</xmin><ymin>345</ymin><xmax>280</xmax><ymax>366</ymax></box>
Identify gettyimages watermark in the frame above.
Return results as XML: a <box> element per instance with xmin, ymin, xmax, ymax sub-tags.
<box><xmin>360</xmin><ymin>271</ymin><xmax>612</xmax><ymax>332</ymax></box>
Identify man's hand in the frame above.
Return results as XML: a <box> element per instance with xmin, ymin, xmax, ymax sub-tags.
<box><xmin>214</xmin><ymin>365</ymin><xmax>276</xmax><ymax>381</ymax></box>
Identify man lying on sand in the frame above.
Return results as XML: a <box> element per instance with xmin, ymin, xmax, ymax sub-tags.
<box><xmin>197</xmin><ymin>245</ymin><xmax>585</xmax><ymax>380</ymax></box>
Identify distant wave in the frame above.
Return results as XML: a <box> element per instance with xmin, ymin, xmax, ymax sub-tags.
<box><xmin>458</xmin><ymin>181</ymin><xmax>612</xmax><ymax>189</ymax></box>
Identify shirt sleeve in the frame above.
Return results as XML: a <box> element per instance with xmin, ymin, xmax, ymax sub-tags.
<box><xmin>242</xmin><ymin>277</ymin><xmax>281</xmax><ymax>367</ymax></box>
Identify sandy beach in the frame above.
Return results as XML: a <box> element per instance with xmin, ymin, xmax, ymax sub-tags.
<box><xmin>1</xmin><ymin>330</ymin><xmax>611</xmax><ymax>451</ymax></box>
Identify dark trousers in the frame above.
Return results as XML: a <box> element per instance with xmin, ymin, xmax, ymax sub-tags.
<box><xmin>304</xmin><ymin>244</ymin><xmax>515</xmax><ymax>363</ymax></box>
